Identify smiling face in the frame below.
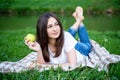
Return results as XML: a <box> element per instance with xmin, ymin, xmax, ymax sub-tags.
<box><xmin>36</xmin><ymin>12</ymin><xmax>64</xmax><ymax>62</ymax></box>
<box><xmin>47</xmin><ymin>17</ymin><xmax>61</xmax><ymax>40</ymax></box>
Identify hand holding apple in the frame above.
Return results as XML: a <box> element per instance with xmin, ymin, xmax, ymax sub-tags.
<box><xmin>24</xmin><ymin>33</ymin><xmax>41</xmax><ymax>51</ymax></box>
<box><xmin>25</xmin><ymin>33</ymin><xmax>36</xmax><ymax>42</ymax></box>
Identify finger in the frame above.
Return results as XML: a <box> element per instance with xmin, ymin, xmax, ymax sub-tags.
<box><xmin>25</xmin><ymin>39</ymin><xmax>30</xmax><ymax>46</ymax></box>
<box><xmin>28</xmin><ymin>43</ymin><xmax>35</xmax><ymax>50</ymax></box>
<box><xmin>27</xmin><ymin>41</ymin><xmax>34</xmax><ymax>46</ymax></box>
<box><xmin>24</xmin><ymin>39</ymin><xmax>28</xmax><ymax>45</ymax></box>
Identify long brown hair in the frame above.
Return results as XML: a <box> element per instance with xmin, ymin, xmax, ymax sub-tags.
<box><xmin>36</xmin><ymin>12</ymin><xmax>64</xmax><ymax>62</ymax></box>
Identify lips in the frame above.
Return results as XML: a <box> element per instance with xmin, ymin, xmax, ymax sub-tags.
<box><xmin>53</xmin><ymin>32</ymin><xmax>58</xmax><ymax>35</ymax></box>
<box><xmin>52</xmin><ymin>32</ymin><xmax>60</xmax><ymax>37</ymax></box>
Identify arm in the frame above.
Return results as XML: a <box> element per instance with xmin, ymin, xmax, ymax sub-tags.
<box><xmin>35</xmin><ymin>48</ymin><xmax>77</xmax><ymax>69</ymax></box>
<box><xmin>36</xmin><ymin>49</ymin><xmax>77</xmax><ymax>70</ymax></box>
<box><xmin>60</xmin><ymin>48</ymin><xmax>77</xmax><ymax>67</ymax></box>
<box><xmin>37</xmin><ymin>49</ymin><xmax>46</xmax><ymax>64</ymax></box>
<box><xmin>25</xmin><ymin>40</ymin><xmax>46</xmax><ymax>64</ymax></box>
<box><xmin>31</xmin><ymin>49</ymin><xmax>77</xmax><ymax>70</ymax></box>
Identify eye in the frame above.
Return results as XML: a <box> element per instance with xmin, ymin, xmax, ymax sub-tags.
<box><xmin>55</xmin><ymin>22</ymin><xmax>59</xmax><ymax>26</ymax></box>
<box><xmin>47</xmin><ymin>25</ymin><xmax>52</xmax><ymax>28</ymax></box>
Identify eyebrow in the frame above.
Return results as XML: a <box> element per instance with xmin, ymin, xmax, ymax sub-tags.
<box><xmin>47</xmin><ymin>21</ymin><xmax>58</xmax><ymax>26</ymax></box>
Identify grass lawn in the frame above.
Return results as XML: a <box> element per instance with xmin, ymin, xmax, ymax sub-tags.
<box><xmin>0</xmin><ymin>28</ymin><xmax>120</xmax><ymax>80</ymax></box>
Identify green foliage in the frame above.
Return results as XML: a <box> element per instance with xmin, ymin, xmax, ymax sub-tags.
<box><xmin>0</xmin><ymin>0</ymin><xmax>15</xmax><ymax>10</ymax></box>
<box><xmin>0</xmin><ymin>0</ymin><xmax>120</xmax><ymax>14</ymax></box>
<box><xmin>111</xmin><ymin>0</ymin><xmax>120</xmax><ymax>9</ymax></box>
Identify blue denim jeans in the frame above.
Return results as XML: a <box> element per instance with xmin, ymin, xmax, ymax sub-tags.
<box><xmin>68</xmin><ymin>25</ymin><xmax>92</xmax><ymax>56</ymax></box>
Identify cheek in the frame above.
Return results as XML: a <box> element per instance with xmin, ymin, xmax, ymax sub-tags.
<box><xmin>47</xmin><ymin>29</ymin><xmax>51</xmax><ymax>37</ymax></box>
<box><xmin>57</xmin><ymin>26</ymin><xmax>61</xmax><ymax>31</ymax></box>
<box><xmin>47</xmin><ymin>29</ymin><xmax>49</xmax><ymax>34</ymax></box>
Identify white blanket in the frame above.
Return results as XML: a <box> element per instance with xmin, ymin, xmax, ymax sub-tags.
<box><xmin>0</xmin><ymin>40</ymin><xmax>120</xmax><ymax>73</ymax></box>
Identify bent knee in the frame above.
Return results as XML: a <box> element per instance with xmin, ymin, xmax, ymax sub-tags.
<box><xmin>86</xmin><ymin>43</ymin><xmax>92</xmax><ymax>51</ymax></box>
<box><xmin>75</xmin><ymin>42</ymin><xmax>92</xmax><ymax>56</ymax></box>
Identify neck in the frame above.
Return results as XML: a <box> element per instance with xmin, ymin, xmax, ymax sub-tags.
<box><xmin>48</xmin><ymin>39</ymin><xmax>56</xmax><ymax>53</ymax></box>
<box><xmin>48</xmin><ymin>39</ymin><xmax>56</xmax><ymax>46</ymax></box>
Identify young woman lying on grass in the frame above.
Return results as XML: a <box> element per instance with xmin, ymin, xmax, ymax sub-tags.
<box><xmin>0</xmin><ymin>6</ymin><xmax>120</xmax><ymax>73</ymax></box>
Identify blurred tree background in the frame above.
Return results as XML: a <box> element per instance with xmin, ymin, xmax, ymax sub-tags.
<box><xmin>0</xmin><ymin>0</ymin><xmax>120</xmax><ymax>15</ymax></box>
<box><xmin>0</xmin><ymin>1</ymin><xmax>120</xmax><ymax>79</ymax></box>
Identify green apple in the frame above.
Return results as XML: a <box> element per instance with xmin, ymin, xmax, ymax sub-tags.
<box><xmin>25</xmin><ymin>33</ymin><xmax>36</xmax><ymax>42</ymax></box>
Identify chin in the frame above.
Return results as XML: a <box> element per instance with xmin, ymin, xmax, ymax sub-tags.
<box><xmin>54</xmin><ymin>36</ymin><xmax>59</xmax><ymax>39</ymax></box>
<box><xmin>51</xmin><ymin>35</ymin><xmax>60</xmax><ymax>39</ymax></box>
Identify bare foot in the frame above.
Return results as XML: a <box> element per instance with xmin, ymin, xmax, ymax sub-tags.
<box><xmin>72</xmin><ymin>12</ymin><xmax>77</xmax><ymax>20</ymax></box>
<box><xmin>72</xmin><ymin>6</ymin><xmax>84</xmax><ymax>22</ymax></box>
<box><xmin>76</xmin><ymin>7</ymin><xmax>83</xmax><ymax>16</ymax></box>
<box><xmin>71</xmin><ymin>6</ymin><xmax>84</xmax><ymax>30</ymax></box>
<box><xmin>76</xmin><ymin>6</ymin><xmax>84</xmax><ymax>21</ymax></box>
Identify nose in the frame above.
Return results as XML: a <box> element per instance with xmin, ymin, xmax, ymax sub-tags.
<box><xmin>53</xmin><ymin>26</ymin><xmax>57</xmax><ymax>30</ymax></box>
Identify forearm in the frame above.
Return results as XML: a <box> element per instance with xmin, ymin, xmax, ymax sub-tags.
<box><xmin>60</xmin><ymin>63</ymin><xmax>76</xmax><ymax>68</ymax></box>
<box><xmin>37</xmin><ymin>50</ymin><xmax>46</xmax><ymax>64</ymax></box>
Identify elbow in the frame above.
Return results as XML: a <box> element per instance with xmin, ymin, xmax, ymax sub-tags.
<box><xmin>69</xmin><ymin>60</ymin><xmax>77</xmax><ymax>66</ymax></box>
<box><xmin>70</xmin><ymin>62</ymin><xmax>77</xmax><ymax>66</ymax></box>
